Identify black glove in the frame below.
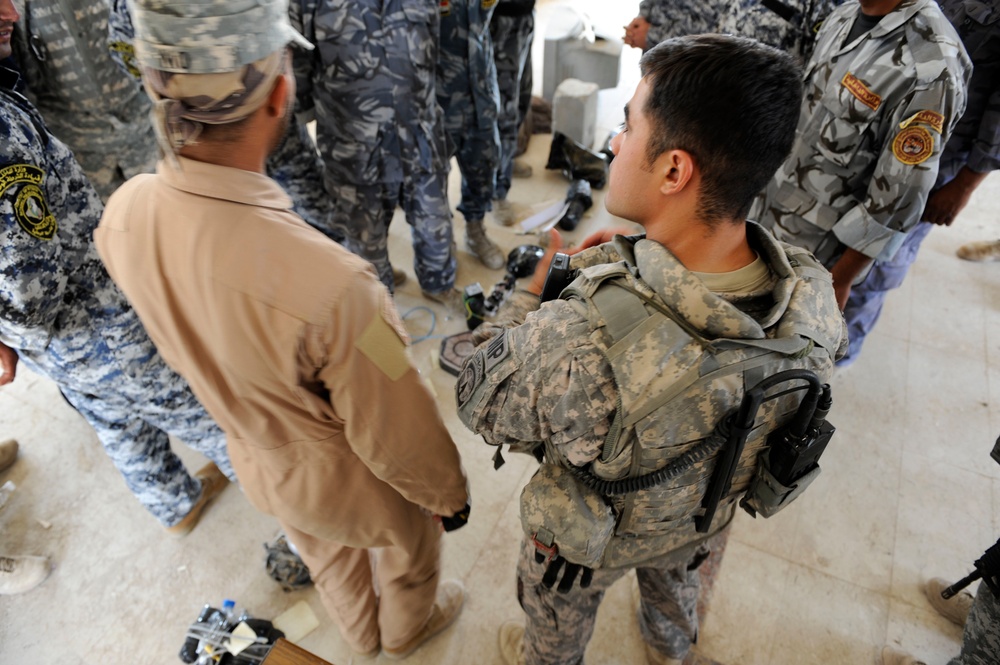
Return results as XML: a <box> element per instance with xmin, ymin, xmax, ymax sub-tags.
<box><xmin>535</xmin><ymin>550</ymin><xmax>593</xmax><ymax>593</ymax></box>
<box><xmin>440</xmin><ymin>502</ymin><xmax>471</xmax><ymax>532</ymax></box>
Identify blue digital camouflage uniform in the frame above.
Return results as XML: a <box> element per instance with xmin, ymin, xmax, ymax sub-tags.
<box><xmin>437</xmin><ymin>0</ymin><xmax>501</xmax><ymax>224</ymax></box>
<box><xmin>840</xmin><ymin>0</ymin><xmax>1000</xmax><ymax>366</ymax></box>
<box><xmin>288</xmin><ymin>0</ymin><xmax>456</xmax><ymax>294</ymax></box>
<box><xmin>10</xmin><ymin>0</ymin><xmax>157</xmax><ymax>203</ymax></box>
<box><xmin>637</xmin><ymin>0</ymin><xmax>725</xmax><ymax>49</ymax></box>
<box><xmin>753</xmin><ymin>0</ymin><xmax>971</xmax><ymax>266</ymax></box>
<box><xmin>105</xmin><ymin>0</ymin><xmax>337</xmax><ymax>241</ymax></box>
<box><xmin>717</xmin><ymin>0</ymin><xmax>844</xmax><ymax>62</ymax></box>
<box><xmin>491</xmin><ymin>0</ymin><xmax>534</xmax><ymax>202</ymax></box>
<box><xmin>0</xmin><ymin>65</ymin><xmax>235</xmax><ymax>528</ymax></box>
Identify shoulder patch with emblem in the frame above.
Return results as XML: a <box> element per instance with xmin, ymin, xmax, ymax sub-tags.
<box><xmin>841</xmin><ymin>72</ymin><xmax>882</xmax><ymax>111</ymax></box>
<box><xmin>455</xmin><ymin>350</ymin><xmax>485</xmax><ymax>408</ymax></box>
<box><xmin>108</xmin><ymin>41</ymin><xmax>142</xmax><ymax>80</ymax></box>
<box><xmin>439</xmin><ymin>0</ymin><xmax>451</xmax><ymax>16</ymax></box>
<box><xmin>892</xmin><ymin>126</ymin><xmax>934</xmax><ymax>165</ymax></box>
<box><xmin>900</xmin><ymin>110</ymin><xmax>945</xmax><ymax>134</ymax></box>
<box><xmin>0</xmin><ymin>164</ymin><xmax>56</xmax><ymax>240</ymax></box>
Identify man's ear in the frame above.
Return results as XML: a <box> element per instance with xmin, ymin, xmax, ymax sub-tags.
<box><xmin>657</xmin><ymin>149</ymin><xmax>695</xmax><ymax>198</ymax></box>
<box><xmin>267</xmin><ymin>73</ymin><xmax>290</xmax><ymax>118</ymax></box>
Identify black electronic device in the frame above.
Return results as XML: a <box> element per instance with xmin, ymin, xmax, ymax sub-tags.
<box><xmin>462</xmin><ymin>283</ymin><xmax>486</xmax><ymax>330</ymax></box>
<box><xmin>698</xmin><ymin>371</ymin><xmax>834</xmax><ymax>533</ymax></box>
<box><xmin>539</xmin><ymin>252</ymin><xmax>573</xmax><ymax>303</ymax></box>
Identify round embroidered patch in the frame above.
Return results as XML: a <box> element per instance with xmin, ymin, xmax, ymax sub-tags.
<box><xmin>14</xmin><ymin>183</ymin><xmax>56</xmax><ymax>240</ymax></box>
<box><xmin>892</xmin><ymin>126</ymin><xmax>934</xmax><ymax>165</ymax></box>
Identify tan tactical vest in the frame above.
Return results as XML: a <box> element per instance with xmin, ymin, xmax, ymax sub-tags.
<box><xmin>544</xmin><ymin>250</ymin><xmax>834</xmax><ymax>570</ymax></box>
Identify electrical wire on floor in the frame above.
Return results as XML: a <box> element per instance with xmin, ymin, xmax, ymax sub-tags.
<box><xmin>401</xmin><ymin>305</ymin><xmax>448</xmax><ymax>344</ymax></box>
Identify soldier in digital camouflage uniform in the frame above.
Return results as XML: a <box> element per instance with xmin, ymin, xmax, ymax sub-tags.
<box><xmin>437</xmin><ymin>0</ymin><xmax>506</xmax><ymax>270</ymax></box>
<box><xmin>717</xmin><ymin>0</ymin><xmax>844</xmax><ymax>62</ymax></box>
<box><xmin>490</xmin><ymin>0</ymin><xmax>534</xmax><ymax>226</ymax></box>
<box><xmin>286</xmin><ymin>0</ymin><xmax>458</xmax><ymax>299</ymax></box>
<box><xmin>624</xmin><ymin>0</ymin><xmax>723</xmax><ymax>51</ymax></box>
<box><xmin>105</xmin><ymin>0</ymin><xmax>336</xmax><ymax>240</ymax></box>
<box><xmin>753</xmin><ymin>0</ymin><xmax>972</xmax><ymax>312</ymax></box>
<box><xmin>457</xmin><ymin>35</ymin><xmax>847</xmax><ymax>665</ymax></box>
<box><xmin>839</xmin><ymin>0</ymin><xmax>999</xmax><ymax>365</ymax></box>
<box><xmin>8</xmin><ymin>0</ymin><xmax>157</xmax><ymax>203</ymax></box>
<box><xmin>882</xmin><ymin>536</ymin><xmax>1000</xmax><ymax>665</ymax></box>
<box><xmin>0</xmin><ymin>0</ymin><xmax>234</xmax><ymax>536</ymax></box>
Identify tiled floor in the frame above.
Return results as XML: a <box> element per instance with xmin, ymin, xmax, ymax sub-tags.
<box><xmin>3</xmin><ymin>1</ymin><xmax>1000</xmax><ymax>664</ymax></box>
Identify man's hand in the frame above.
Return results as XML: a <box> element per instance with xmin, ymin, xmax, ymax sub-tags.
<box><xmin>829</xmin><ymin>248</ymin><xmax>873</xmax><ymax>311</ymax></box>
<box><xmin>922</xmin><ymin>167</ymin><xmax>988</xmax><ymax>226</ymax></box>
<box><xmin>524</xmin><ymin>227</ymin><xmax>634</xmax><ymax>298</ymax></box>
<box><xmin>623</xmin><ymin>17</ymin><xmax>651</xmax><ymax>50</ymax></box>
<box><xmin>526</xmin><ymin>229</ymin><xmax>565</xmax><ymax>296</ymax></box>
<box><xmin>0</xmin><ymin>341</ymin><xmax>17</xmax><ymax>386</ymax></box>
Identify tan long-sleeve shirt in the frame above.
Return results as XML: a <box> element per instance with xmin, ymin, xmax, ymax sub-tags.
<box><xmin>95</xmin><ymin>156</ymin><xmax>467</xmax><ymax>546</ymax></box>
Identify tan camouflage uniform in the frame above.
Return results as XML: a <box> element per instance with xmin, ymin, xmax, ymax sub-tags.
<box><xmin>457</xmin><ymin>225</ymin><xmax>846</xmax><ymax>664</ymax></box>
<box><xmin>754</xmin><ymin>0</ymin><xmax>972</xmax><ymax>265</ymax></box>
<box><xmin>11</xmin><ymin>0</ymin><xmax>158</xmax><ymax>202</ymax></box>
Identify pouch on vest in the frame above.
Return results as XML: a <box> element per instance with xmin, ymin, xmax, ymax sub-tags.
<box><xmin>740</xmin><ymin>453</ymin><xmax>821</xmax><ymax>519</ymax></box>
<box><xmin>519</xmin><ymin>464</ymin><xmax>615</xmax><ymax>569</ymax></box>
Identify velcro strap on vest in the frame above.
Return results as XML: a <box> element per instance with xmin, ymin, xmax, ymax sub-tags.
<box><xmin>591</xmin><ymin>286</ymin><xmax>649</xmax><ymax>342</ymax></box>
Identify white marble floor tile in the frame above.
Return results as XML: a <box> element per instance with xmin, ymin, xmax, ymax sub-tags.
<box><xmin>765</xmin><ymin>564</ymin><xmax>890</xmax><ymax>665</ymax></box>
<box><xmin>890</xmin><ymin>452</ymin><xmax>994</xmax><ymax>612</ymax></box>
<box><xmin>901</xmin><ymin>344</ymin><xmax>993</xmax><ymax>477</ymax></box>
<box><xmin>884</xmin><ymin>596</ymin><xmax>964</xmax><ymax>665</ymax></box>
<box><xmin>697</xmin><ymin>540</ymin><xmax>791</xmax><ymax>665</ymax></box>
<box><xmin>785</xmin><ymin>420</ymin><xmax>901</xmax><ymax>595</ymax></box>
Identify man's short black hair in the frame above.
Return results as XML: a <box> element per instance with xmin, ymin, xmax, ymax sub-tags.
<box><xmin>639</xmin><ymin>34</ymin><xmax>802</xmax><ymax>223</ymax></box>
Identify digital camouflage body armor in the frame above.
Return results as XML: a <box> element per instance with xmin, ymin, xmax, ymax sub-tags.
<box><xmin>513</xmin><ymin>229</ymin><xmax>845</xmax><ymax>570</ymax></box>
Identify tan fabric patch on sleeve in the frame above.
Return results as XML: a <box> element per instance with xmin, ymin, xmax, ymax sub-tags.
<box><xmin>355</xmin><ymin>313</ymin><xmax>411</xmax><ymax>381</ymax></box>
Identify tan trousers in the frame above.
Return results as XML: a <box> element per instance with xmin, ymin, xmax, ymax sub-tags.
<box><xmin>281</xmin><ymin>502</ymin><xmax>441</xmax><ymax>654</ymax></box>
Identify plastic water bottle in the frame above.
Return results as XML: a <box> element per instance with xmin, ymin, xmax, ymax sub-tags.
<box><xmin>221</xmin><ymin>599</ymin><xmax>237</xmax><ymax>627</ymax></box>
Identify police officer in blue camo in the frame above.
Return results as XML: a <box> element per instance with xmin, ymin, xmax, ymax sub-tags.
<box><xmin>839</xmin><ymin>0</ymin><xmax>1000</xmax><ymax>367</ymax></box>
<box><xmin>0</xmin><ymin>0</ymin><xmax>234</xmax><ymax>536</ymax></box>
<box><xmin>626</xmin><ymin>0</ymin><xmax>841</xmax><ymax>62</ymax></box>
<box><xmin>106</xmin><ymin>0</ymin><xmax>338</xmax><ymax>241</ymax></box>
<box><xmin>717</xmin><ymin>0</ymin><xmax>845</xmax><ymax>62</ymax></box>
<box><xmin>437</xmin><ymin>0</ymin><xmax>507</xmax><ymax>271</ymax></box>
<box><xmin>624</xmin><ymin>0</ymin><xmax>724</xmax><ymax>50</ymax></box>
<box><xmin>491</xmin><ymin>0</ymin><xmax>535</xmax><ymax>226</ymax></box>
<box><xmin>9</xmin><ymin>0</ymin><xmax>157</xmax><ymax>204</ymax></box>
<box><xmin>288</xmin><ymin>0</ymin><xmax>459</xmax><ymax>300</ymax></box>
